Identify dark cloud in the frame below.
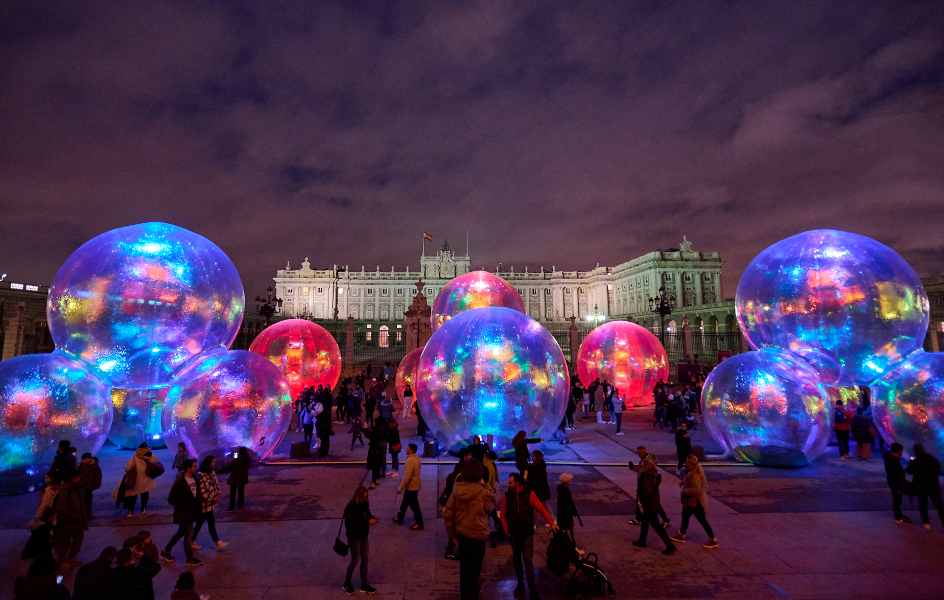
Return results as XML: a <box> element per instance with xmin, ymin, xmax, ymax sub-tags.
<box><xmin>1</xmin><ymin>0</ymin><xmax>943</xmax><ymax>298</ymax></box>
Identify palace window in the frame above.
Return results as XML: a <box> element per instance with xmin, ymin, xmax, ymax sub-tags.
<box><xmin>352</xmin><ymin>288</ymin><xmax>359</xmax><ymax>296</ymax></box>
<box><xmin>396</xmin><ymin>288</ymin><xmax>404</xmax><ymax>296</ymax></box>
<box><xmin>937</xmin><ymin>297</ymin><xmax>944</xmax><ymax>307</ymax></box>
<box><xmin>545</xmin><ymin>289</ymin><xmax>551</xmax><ymax>295</ymax></box>
<box><xmin>531</xmin><ymin>289</ymin><xmax>537</xmax><ymax>295</ymax></box>
<box><xmin>565</xmin><ymin>288</ymin><xmax>571</xmax><ymax>293</ymax></box>
<box><xmin>317</xmin><ymin>287</ymin><xmax>323</xmax><ymax>294</ymax></box>
<box><xmin>704</xmin><ymin>273</ymin><xmax>712</xmax><ymax>281</ymax></box>
<box><xmin>287</xmin><ymin>288</ymin><xmax>293</xmax><ymax>294</ymax></box>
<box><xmin>379</xmin><ymin>325</ymin><xmax>390</xmax><ymax>348</ymax></box>
<box><xmin>302</xmin><ymin>287</ymin><xmax>309</xmax><ymax>294</ymax></box>
<box><xmin>381</xmin><ymin>288</ymin><xmax>389</xmax><ymax>296</ymax></box>
<box><xmin>517</xmin><ymin>289</ymin><xmax>523</xmax><ymax>295</ymax></box>
<box><xmin>684</xmin><ymin>273</ymin><xmax>693</xmax><ymax>282</ymax></box>
<box><xmin>664</xmin><ymin>273</ymin><xmax>673</xmax><ymax>282</ymax></box>
<box><xmin>367</xmin><ymin>288</ymin><xmax>374</xmax><ymax>296</ymax></box>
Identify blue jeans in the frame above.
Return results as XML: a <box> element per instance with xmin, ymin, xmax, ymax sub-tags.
<box><xmin>345</xmin><ymin>537</ymin><xmax>369</xmax><ymax>586</ymax></box>
<box><xmin>391</xmin><ymin>451</ymin><xmax>400</xmax><ymax>472</ymax></box>
<box><xmin>557</xmin><ymin>425</ymin><xmax>569</xmax><ymax>443</ymax></box>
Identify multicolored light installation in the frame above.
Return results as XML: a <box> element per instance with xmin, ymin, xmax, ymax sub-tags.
<box><xmin>395</xmin><ymin>346</ymin><xmax>424</xmax><ymax>401</ymax></box>
<box><xmin>736</xmin><ymin>229</ymin><xmax>929</xmax><ymax>386</ymax></box>
<box><xmin>161</xmin><ymin>349</ymin><xmax>293</xmax><ymax>465</ymax></box>
<box><xmin>108</xmin><ymin>387</ymin><xmax>168</xmax><ymax>449</ymax></box>
<box><xmin>248</xmin><ymin>319</ymin><xmax>341</xmax><ymax>400</ymax></box>
<box><xmin>872</xmin><ymin>351</ymin><xmax>944</xmax><ymax>459</ymax></box>
<box><xmin>416</xmin><ymin>307</ymin><xmax>568</xmax><ymax>454</ymax></box>
<box><xmin>47</xmin><ymin>222</ymin><xmax>245</xmax><ymax>390</ymax></box>
<box><xmin>0</xmin><ymin>352</ymin><xmax>113</xmax><ymax>494</ymax></box>
<box><xmin>431</xmin><ymin>270</ymin><xmax>526</xmax><ymax>332</ymax></box>
<box><xmin>576</xmin><ymin>321</ymin><xmax>667</xmax><ymax>407</ymax></box>
<box><xmin>702</xmin><ymin>348</ymin><xmax>831</xmax><ymax>467</ymax></box>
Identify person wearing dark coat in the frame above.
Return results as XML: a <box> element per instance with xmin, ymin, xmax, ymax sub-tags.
<box><xmin>162</xmin><ymin>459</ymin><xmax>202</xmax><ymax>565</ymax></box>
<box><xmin>906</xmin><ymin>443</ymin><xmax>944</xmax><ymax>529</ymax></box>
<box><xmin>14</xmin><ymin>554</ymin><xmax>70</xmax><ymax>600</ymax></box>
<box><xmin>884</xmin><ymin>443</ymin><xmax>911</xmax><ymax>524</ymax></box>
<box><xmin>556</xmin><ymin>473</ymin><xmax>580</xmax><ymax>545</ymax></box>
<box><xmin>512</xmin><ymin>431</ymin><xmax>543</xmax><ymax>476</ymax></box>
<box><xmin>226</xmin><ymin>446</ymin><xmax>250</xmax><ymax>511</ymax></box>
<box><xmin>850</xmin><ymin>407</ymin><xmax>874</xmax><ymax>460</ymax></box>
<box><xmin>101</xmin><ymin>548</ymin><xmax>161</xmax><ymax>600</ymax></box>
<box><xmin>675</xmin><ymin>422</ymin><xmax>693</xmax><ymax>474</ymax></box>
<box><xmin>54</xmin><ymin>470</ymin><xmax>89</xmax><ymax>569</ymax></box>
<box><xmin>632</xmin><ymin>459</ymin><xmax>676</xmax><ymax>554</ymax></box>
<box><xmin>526</xmin><ymin>450</ymin><xmax>553</xmax><ymax>521</ymax></box>
<box><xmin>387</xmin><ymin>417</ymin><xmax>402</xmax><ymax>476</ymax></box>
<box><xmin>365</xmin><ymin>422</ymin><xmax>387</xmax><ymax>489</ymax></box>
<box><xmin>72</xmin><ymin>546</ymin><xmax>117</xmax><ymax>600</ymax></box>
<box><xmin>316</xmin><ymin>400</ymin><xmax>332</xmax><ymax>458</ymax></box>
<box><xmin>49</xmin><ymin>440</ymin><xmax>76</xmax><ymax>484</ymax></box>
<box><xmin>342</xmin><ymin>486</ymin><xmax>378</xmax><ymax>594</ymax></box>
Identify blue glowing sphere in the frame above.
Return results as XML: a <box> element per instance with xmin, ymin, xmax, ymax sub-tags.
<box><xmin>702</xmin><ymin>348</ymin><xmax>831</xmax><ymax>467</ymax></box>
<box><xmin>736</xmin><ymin>229</ymin><xmax>929</xmax><ymax>386</ymax></box>
<box><xmin>0</xmin><ymin>351</ymin><xmax>113</xmax><ymax>494</ymax></box>
<box><xmin>47</xmin><ymin>222</ymin><xmax>245</xmax><ymax>390</ymax></box>
<box><xmin>415</xmin><ymin>307</ymin><xmax>568</xmax><ymax>454</ymax></box>
<box><xmin>161</xmin><ymin>349</ymin><xmax>292</xmax><ymax>466</ymax></box>
<box><xmin>872</xmin><ymin>351</ymin><xmax>944</xmax><ymax>459</ymax></box>
<box><xmin>108</xmin><ymin>387</ymin><xmax>168</xmax><ymax>450</ymax></box>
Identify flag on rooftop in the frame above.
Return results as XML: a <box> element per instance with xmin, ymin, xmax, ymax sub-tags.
<box><xmin>423</xmin><ymin>232</ymin><xmax>433</xmax><ymax>241</ymax></box>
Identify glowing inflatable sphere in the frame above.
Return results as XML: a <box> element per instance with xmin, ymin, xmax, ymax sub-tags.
<box><xmin>248</xmin><ymin>319</ymin><xmax>341</xmax><ymax>400</ymax></box>
<box><xmin>395</xmin><ymin>346</ymin><xmax>424</xmax><ymax>401</ymax></box>
<box><xmin>702</xmin><ymin>347</ymin><xmax>831</xmax><ymax>467</ymax></box>
<box><xmin>736</xmin><ymin>229</ymin><xmax>928</xmax><ymax>386</ymax></box>
<box><xmin>576</xmin><ymin>321</ymin><xmax>667</xmax><ymax>406</ymax></box>
<box><xmin>108</xmin><ymin>387</ymin><xmax>168</xmax><ymax>450</ymax></box>
<box><xmin>431</xmin><ymin>270</ymin><xmax>526</xmax><ymax>332</ymax></box>
<box><xmin>416</xmin><ymin>307</ymin><xmax>568</xmax><ymax>454</ymax></box>
<box><xmin>47</xmin><ymin>222</ymin><xmax>245</xmax><ymax>390</ymax></box>
<box><xmin>161</xmin><ymin>349</ymin><xmax>292</xmax><ymax>465</ymax></box>
<box><xmin>0</xmin><ymin>352</ymin><xmax>113</xmax><ymax>494</ymax></box>
<box><xmin>872</xmin><ymin>351</ymin><xmax>944</xmax><ymax>459</ymax></box>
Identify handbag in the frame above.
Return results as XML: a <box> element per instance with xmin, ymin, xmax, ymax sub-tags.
<box><xmin>333</xmin><ymin>516</ymin><xmax>349</xmax><ymax>556</ymax></box>
<box><xmin>391</xmin><ymin>443</ymin><xmax>402</xmax><ymax>453</ymax></box>
<box><xmin>146</xmin><ymin>461</ymin><xmax>166</xmax><ymax>480</ymax></box>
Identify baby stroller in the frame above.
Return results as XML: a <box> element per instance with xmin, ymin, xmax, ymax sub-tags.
<box><xmin>546</xmin><ymin>529</ymin><xmax>615</xmax><ymax>599</ymax></box>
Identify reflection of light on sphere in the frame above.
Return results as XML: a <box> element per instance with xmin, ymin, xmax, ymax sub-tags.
<box><xmin>161</xmin><ymin>349</ymin><xmax>292</xmax><ymax>465</ymax></box>
<box><xmin>736</xmin><ymin>229</ymin><xmax>929</xmax><ymax>386</ymax></box>
<box><xmin>0</xmin><ymin>352</ymin><xmax>113</xmax><ymax>494</ymax></box>
<box><xmin>702</xmin><ymin>347</ymin><xmax>831</xmax><ymax>467</ymax></box>
<box><xmin>47</xmin><ymin>222</ymin><xmax>245</xmax><ymax>390</ymax></box>
<box><xmin>872</xmin><ymin>351</ymin><xmax>944</xmax><ymax>459</ymax></box>
<box><xmin>395</xmin><ymin>346</ymin><xmax>424</xmax><ymax>401</ymax></box>
<box><xmin>576</xmin><ymin>321</ymin><xmax>667</xmax><ymax>406</ymax></box>
<box><xmin>431</xmin><ymin>271</ymin><xmax>526</xmax><ymax>332</ymax></box>
<box><xmin>416</xmin><ymin>307</ymin><xmax>568</xmax><ymax>453</ymax></box>
<box><xmin>108</xmin><ymin>387</ymin><xmax>168</xmax><ymax>450</ymax></box>
<box><xmin>249</xmin><ymin>319</ymin><xmax>341</xmax><ymax>400</ymax></box>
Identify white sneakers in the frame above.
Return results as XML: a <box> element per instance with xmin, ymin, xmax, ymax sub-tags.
<box><xmin>216</xmin><ymin>540</ymin><xmax>229</xmax><ymax>550</ymax></box>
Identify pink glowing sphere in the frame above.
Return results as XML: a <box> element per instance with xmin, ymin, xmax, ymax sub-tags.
<box><xmin>249</xmin><ymin>319</ymin><xmax>342</xmax><ymax>400</ymax></box>
<box><xmin>395</xmin><ymin>346</ymin><xmax>424</xmax><ymax>401</ymax></box>
<box><xmin>576</xmin><ymin>321</ymin><xmax>668</xmax><ymax>406</ymax></box>
<box><xmin>431</xmin><ymin>271</ymin><xmax>526</xmax><ymax>332</ymax></box>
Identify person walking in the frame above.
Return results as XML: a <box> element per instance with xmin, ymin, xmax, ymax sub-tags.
<box><xmin>193</xmin><ymin>456</ymin><xmax>228</xmax><ymax>551</ymax></box>
<box><xmin>501</xmin><ymin>472</ymin><xmax>558</xmax><ymax>600</ymax></box>
<box><xmin>365</xmin><ymin>422</ymin><xmax>386</xmax><ymax>490</ymax></box>
<box><xmin>172</xmin><ymin>443</ymin><xmax>190</xmax><ymax>473</ymax></box>
<box><xmin>554</xmin><ymin>416</ymin><xmax>569</xmax><ymax>445</ymax></box>
<box><xmin>342</xmin><ymin>486</ymin><xmax>378</xmax><ymax>594</ymax></box>
<box><xmin>833</xmin><ymin>400</ymin><xmax>853</xmax><ymax>460</ymax></box>
<box><xmin>78</xmin><ymin>452</ymin><xmax>102</xmax><ymax>519</ymax></box>
<box><xmin>627</xmin><ymin>446</ymin><xmax>670</xmax><ymax>528</ymax></box>
<box><xmin>669</xmin><ymin>455</ymin><xmax>719</xmax><ymax>548</ymax></box>
<box><xmin>632</xmin><ymin>459</ymin><xmax>676</xmax><ymax>555</ymax></box>
<box><xmin>526</xmin><ymin>450</ymin><xmax>553</xmax><ymax>523</ymax></box>
<box><xmin>675</xmin><ymin>422</ymin><xmax>693</xmax><ymax>475</ymax></box>
<box><xmin>851</xmin><ymin>407</ymin><xmax>873</xmax><ymax>461</ymax></box>
<box><xmin>349</xmin><ymin>416</ymin><xmax>365</xmax><ymax>450</ymax></box>
<box><xmin>884</xmin><ymin>443</ymin><xmax>912</xmax><ymax>524</ymax></box>
<box><xmin>906</xmin><ymin>443</ymin><xmax>944</xmax><ymax>530</ymax></box>
<box><xmin>394</xmin><ymin>443</ymin><xmax>424</xmax><ymax>529</ymax></box>
<box><xmin>512</xmin><ymin>431</ymin><xmax>543</xmax><ymax>476</ymax></box>
<box><xmin>53</xmin><ymin>469</ymin><xmax>88</xmax><ymax>569</ymax></box>
<box><xmin>444</xmin><ymin>459</ymin><xmax>496</xmax><ymax>600</ymax></box>
<box><xmin>613</xmin><ymin>389</ymin><xmax>624</xmax><ymax>436</ymax></box>
<box><xmin>114</xmin><ymin>442</ymin><xmax>160</xmax><ymax>517</ymax></box>
<box><xmin>226</xmin><ymin>447</ymin><xmax>250</xmax><ymax>512</ymax></box>
<box><xmin>387</xmin><ymin>417</ymin><xmax>402</xmax><ymax>477</ymax></box>
<box><xmin>161</xmin><ymin>459</ymin><xmax>202</xmax><ymax>566</ymax></box>
<box><xmin>556</xmin><ymin>473</ymin><xmax>581</xmax><ymax>547</ymax></box>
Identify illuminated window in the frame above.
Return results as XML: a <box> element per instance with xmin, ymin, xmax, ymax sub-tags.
<box><xmin>9</xmin><ymin>283</ymin><xmax>23</xmax><ymax>290</ymax></box>
<box><xmin>379</xmin><ymin>325</ymin><xmax>390</xmax><ymax>348</ymax></box>
<box><xmin>396</xmin><ymin>331</ymin><xmax>402</xmax><ymax>341</ymax></box>
<box><xmin>302</xmin><ymin>287</ymin><xmax>309</xmax><ymax>294</ymax></box>
<box><xmin>26</xmin><ymin>285</ymin><xmax>38</xmax><ymax>292</ymax></box>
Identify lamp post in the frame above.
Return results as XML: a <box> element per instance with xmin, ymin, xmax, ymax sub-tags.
<box><xmin>586</xmin><ymin>304</ymin><xmax>605</xmax><ymax>330</ymax></box>
<box><xmin>648</xmin><ymin>286</ymin><xmax>676</xmax><ymax>348</ymax></box>
<box><xmin>255</xmin><ymin>286</ymin><xmax>282</xmax><ymax>327</ymax></box>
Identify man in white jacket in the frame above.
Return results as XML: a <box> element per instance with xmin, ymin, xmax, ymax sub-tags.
<box><xmin>393</xmin><ymin>444</ymin><xmax>423</xmax><ymax>530</ymax></box>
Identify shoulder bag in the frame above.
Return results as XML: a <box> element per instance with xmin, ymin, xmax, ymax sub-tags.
<box><xmin>333</xmin><ymin>516</ymin><xmax>349</xmax><ymax>556</ymax></box>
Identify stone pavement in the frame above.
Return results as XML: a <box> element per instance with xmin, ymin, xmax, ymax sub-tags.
<box><xmin>2</xmin><ymin>401</ymin><xmax>944</xmax><ymax>600</ymax></box>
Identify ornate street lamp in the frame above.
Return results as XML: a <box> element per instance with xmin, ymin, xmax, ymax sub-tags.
<box><xmin>586</xmin><ymin>304</ymin><xmax>606</xmax><ymax>330</ymax></box>
<box><xmin>648</xmin><ymin>286</ymin><xmax>676</xmax><ymax>347</ymax></box>
<box><xmin>255</xmin><ymin>286</ymin><xmax>282</xmax><ymax>327</ymax></box>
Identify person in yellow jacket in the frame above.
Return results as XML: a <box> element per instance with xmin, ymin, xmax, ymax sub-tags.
<box><xmin>393</xmin><ymin>444</ymin><xmax>423</xmax><ymax>529</ymax></box>
<box><xmin>443</xmin><ymin>460</ymin><xmax>495</xmax><ymax>600</ymax></box>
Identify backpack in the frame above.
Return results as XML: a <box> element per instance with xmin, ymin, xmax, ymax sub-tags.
<box><xmin>834</xmin><ymin>409</ymin><xmax>848</xmax><ymax>424</ymax></box>
<box><xmin>439</xmin><ymin>472</ymin><xmax>458</xmax><ymax>507</ymax></box>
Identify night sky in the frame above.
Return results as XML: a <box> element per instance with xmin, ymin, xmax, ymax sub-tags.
<box><xmin>2</xmin><ymin>2</ymin><xmax>943</xmax><ymax>298</ymax></box>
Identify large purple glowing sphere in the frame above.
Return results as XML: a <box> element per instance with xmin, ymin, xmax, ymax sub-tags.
<box><xmin>161</xmin><ymin>349</ymin><xmax>292</xmax><ymax>466</ymax></box>
<box><xmin>576</xmin><ymin>321</ymin><xmax>668</xmax><ymax>406</ymax></box>
<box><xmin>249</xmin><ymin>319</ymin><xmax>342</xmax><ymax>401</ymax></box>
<box><xmin>416</xmin><ymin>307</ymin><xmax>568</xmax><ymax>453</ymax></box>
<box><xmin>736</xmin><ymin>230</ymin><xmax>928</xmax><ymax>386</ymax></box>
<box><xmin>47</xmin><ymin>222</ymin><xmax>245</xmax><ymax>390</ymax></box>
<box><xmin>872</xmin><ymin>351</ymin><xmax>944</xmax><ymax>459</ymax></box>
<box><xmin>702</xmin><ymin>347</ymin><xmax>831</xmax><ymax>467</ymax></box>
<box><xmin>431</xmin><ymin>271</ymin><xmax>526</xmax><ymax>332</ymax></box>
<box><xmin>0</xmin><ymin>352</ymin><xmax>113</xmax><ymax>494</ymax></box>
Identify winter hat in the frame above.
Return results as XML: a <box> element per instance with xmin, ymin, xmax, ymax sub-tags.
<box><xmin>559</xmin><ymin>473</ymin><xmax>574</xmax><ymax>484</ymax></box>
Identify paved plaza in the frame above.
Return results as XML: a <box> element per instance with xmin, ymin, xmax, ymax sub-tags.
<box><xmin>3</xmin><ymin>397</ymin><xmax>944</xmax><ymax>600</ymax></box>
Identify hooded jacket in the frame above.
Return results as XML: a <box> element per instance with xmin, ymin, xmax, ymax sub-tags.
<box><xmin>79</xmin><ymin>458</ymin><xmax>102</xmax><ymax>492</ymax></box>
<box><xmin>680</xmin><ymin>467</ymin><xmax>708</xmax><ymax>509</ymax></box>
<box><xmin>113</xmin><ymin>448</ymin><xmax>159</xmax><ymax>499</ymax></box>
<box><xmin>167</xmin><ymin>473</ymin><xmax>202</xmax><ymax>524</ymax></box>
<box><xmin>53</xmin><ymin>481</ymin><xmax>88</xmax><ymax>536</ymax></box>
<box><xmin>443</xmin><ymin>479</ymin><xmax>495</xmax><ymax>541</ymax></box>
